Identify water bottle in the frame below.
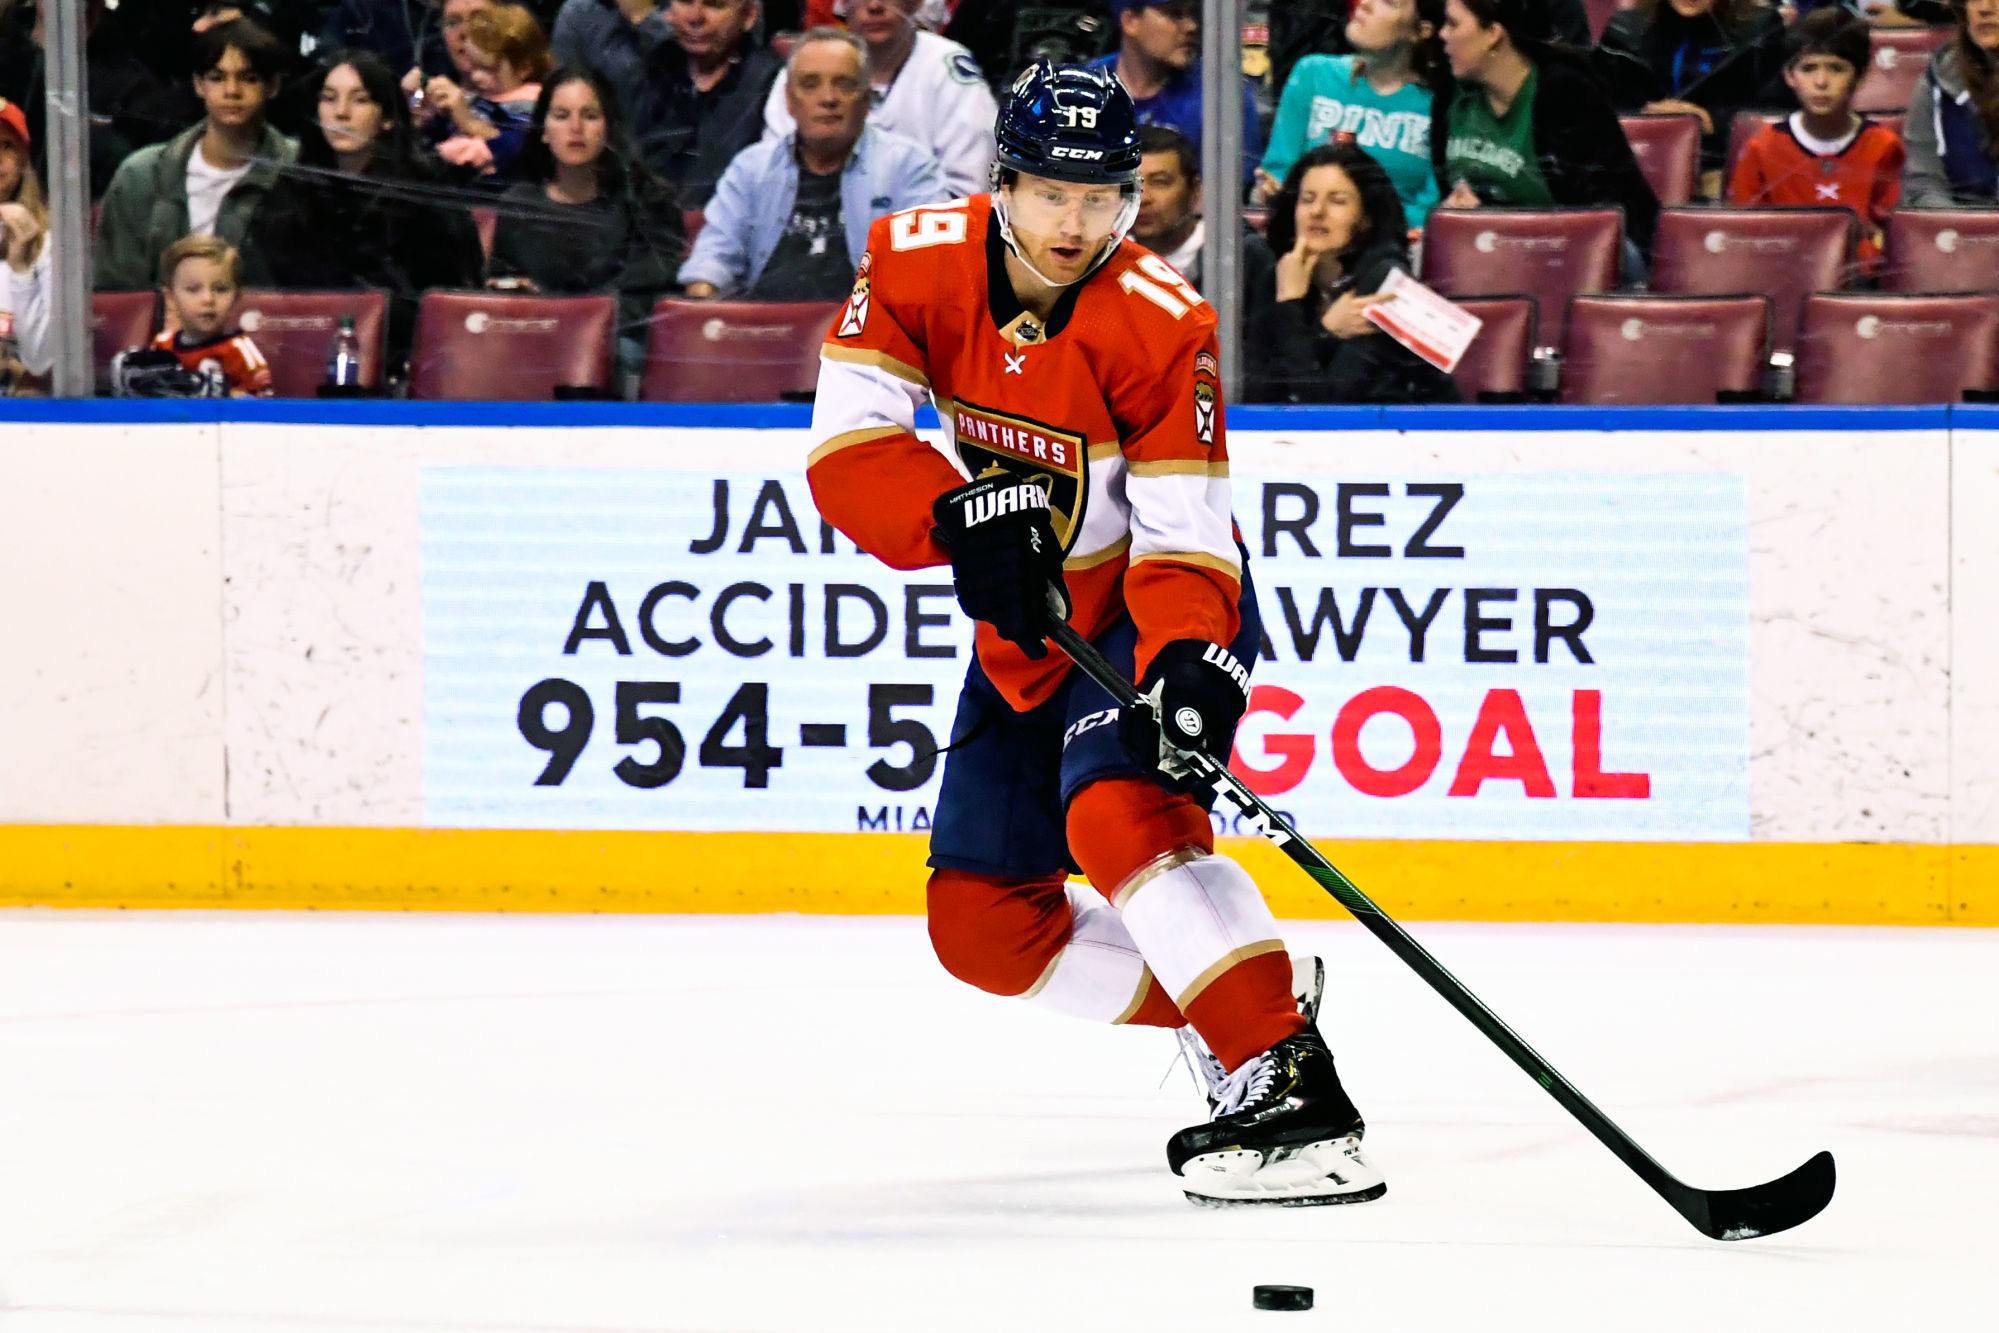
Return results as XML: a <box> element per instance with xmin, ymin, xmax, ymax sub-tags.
<box><xmin>326</xmin><ymin>316</ymin><xmax>361</xmax><ymax>388</ymax></box>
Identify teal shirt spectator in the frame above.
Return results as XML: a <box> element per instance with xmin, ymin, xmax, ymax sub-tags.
<box><xmin>1261</xmin><ymin>55</ymin><xmax>1438</xmax><ymax>225</ymax></box>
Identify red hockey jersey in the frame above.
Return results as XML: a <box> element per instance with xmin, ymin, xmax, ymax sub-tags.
<box><xmin>807</xmin><ymin>197</ymin><xmax>1238</xmax><ymax>711</ymax></box>
<box><xmin>1727</xmin><ymin>115</ymin><xmax>1904</xmax><ymax>270</ymax></box>
<box><xmin>149</xmin><ymin>328</ymin><xmax>274</xmax><ymax>397</ymax></box>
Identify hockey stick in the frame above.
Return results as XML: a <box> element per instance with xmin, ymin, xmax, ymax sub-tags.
<box><xmin>1045</xmin><ymin>616</ymin><xmax>1835</xmax><ymax>1241</ymax></box>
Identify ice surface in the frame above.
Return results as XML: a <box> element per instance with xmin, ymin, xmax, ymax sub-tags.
<box><xmin>0</xmin><ymin>911</ymin><xmax>1993</xmax><ymax>1332</ymax></box>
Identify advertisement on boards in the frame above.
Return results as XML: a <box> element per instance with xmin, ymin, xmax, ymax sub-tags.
<box><xmin>420</xmin><ymin>459</ymin><xmax>1749</xmax><ymax>841</ymax></box>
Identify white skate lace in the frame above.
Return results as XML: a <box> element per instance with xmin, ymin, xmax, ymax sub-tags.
<box><xmin>1173</xmin><ymin>1026</ymin><xmax>1229</xmax><ymax>1108</ymax></box>
<box><xmin>1210</xmin><ymin>1051</ymin><xmax>1277</xmax><ymax>1118</ymax></box>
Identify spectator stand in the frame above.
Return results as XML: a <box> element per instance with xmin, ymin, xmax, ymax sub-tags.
<box><xmin>1560</xmin><ymin>294</ymin><xmax>1773</xmax><ymax>405</ymax></box>
<box><xmin>1448</xmin><ymin>296</ymin><xmax>1538</xmax><ymax>404</ymax></box>
<box><xmin>1621</xmin><ymin>114</ymin><xmax>1703</xmax><ymax>208</ymax></box>
<box><xmin>408</xmin><ymin>292</ymin><xmax>618</xmax><ymax>401</ymax></box>
<box><xmin>1884</xmin><ymin>210</ymin><xmax>1999</xmax><ymax>293</ymax></box>
<box><xmin>237</xmin><ymin>291</ymin><xmax>391</xmax><ymax>398</ymax></box>
<box><xmin>1857</xmin><ymin>27</ymin><xmax>1951</xmax><ymax>115</ymax></box>
<box><xmin>1793</xmin><ymin>293</ymin><xmax>1999</xmax><ymax>404</ymax></box>
<box><xmin>1649</xmin><ymin>206</ymin><xmax>1857</xmax><ymax>354</ymax></box>
<box><xmin>641</xmin><ymin>299</ymin><xmax>841</xmax><ymax>403</ymax></box>
<box><xmin>1421</xmin><ymin>208</ymin><xmax>1624</xmax><ymax>355</ymax></box>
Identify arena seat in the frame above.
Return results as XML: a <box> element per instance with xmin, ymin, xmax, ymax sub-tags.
<box><xmin>1560</xmin><ymin>294</ymin><xmax>1772</xmax><ymax>405</ymax></box>
<box><xmin>1449</xmin><ymin>296</ymin><xmax>1537</xmax><ymax>402</ymax></box>
<box><xmin>1873</xmin><ymin>109</ymin><xmax>1907</xmax><ymax>143</ymax></box>
<box><xmin>1857</xmin><ymin>27</ymin><xmax>1949</xmax><ymax>114</ymax></box>
<box><xmin>1649</xmin><ymin>206</ymin><xmax>1856</xmax><ymax>352</ymax></box>
<box><xmin>408</xmin><ymin>291</ymin><xmax>617</xmax><ymax>400</ymax></box>
<box><xmin>1584</xmin><ymin>0</ymin><xmax>1639</xmax><ymax>39</ymax></box>
<box><xmin>1620</xmin><ymin>114</ymin><xmax>1702</xmax><ymax>207</ymax></box>
<box><xmin>1421</xmin><ymin>208</ymin><xmax>1622</xmax><ymax>351</ymax></box>
<box><xmin>1726</xmin><ymin>109</ymin><xmax>1785</xmax><ymax>179</ymax></box>
<box><xmin>91</xmin><ymin>290</ymin><xmax>159</xmax><ymax>382</ymax></box>
<box><xmin>236</xmin><ymin>290</ymin><xmax>389</xmax><ymax>396</ymax></box>
<box><xmin>1883</xmin><ymin>209</ymin><xmax>1999</xmax><ymax>293</ymax></box>
<box><xmin>1793</xmin><ymin>292</ymin><xmax>1999</xmax><ymax>404</ymax></box>
<box><xmin>640</xmin><ymin>299</ymin><xmax>841</xmax><ymax>402</ymax></box>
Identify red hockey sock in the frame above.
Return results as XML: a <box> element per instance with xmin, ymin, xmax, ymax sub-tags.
<box><xmin>1181</xmin><ymin>949</ymin><xmax>1307</xmax><ymax>1071</ymax></box>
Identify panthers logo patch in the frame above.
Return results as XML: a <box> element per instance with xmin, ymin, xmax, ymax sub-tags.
<box><xmin>1193</xmin><ymin>379</ymin><xmax>1216</xmax><ymax>446</ymax></box>
<box><xmin>836</xmin><ymin>251</ymin><xmax>873</xmax><ymax>338</ymax></box>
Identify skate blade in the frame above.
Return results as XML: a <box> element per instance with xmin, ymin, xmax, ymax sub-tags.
<box><xmin>1178</xmin><ymin>1135</ymin><xmax>1385</xmax><ymax>1208</ymax></box>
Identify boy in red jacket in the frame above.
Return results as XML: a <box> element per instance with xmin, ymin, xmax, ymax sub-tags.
<box><xmin>1728</xmin><ymin>9</ymin><xmax>1904</xmax><ymax>274</ymax></box>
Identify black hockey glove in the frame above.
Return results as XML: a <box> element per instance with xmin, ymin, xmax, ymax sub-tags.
<box><xmin>1119</xmin><ymin>638</ymin><xmax>1252</xmax><ymax>788</ymax></box>
<box><xmin>932</xmin><ymin>475</ymin><xmax>1071</xmax><ymax>659</ymax></box>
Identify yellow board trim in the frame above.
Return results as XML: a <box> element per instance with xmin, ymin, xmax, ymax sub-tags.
<box><xmin>0</xmin><ymin>826</ymin><xmax>1992</xmax><ymax>924</ymax></box>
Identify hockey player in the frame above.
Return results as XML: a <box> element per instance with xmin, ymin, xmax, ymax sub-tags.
<box><xmin>805</xmin><ymin>61</ymin><xmax>1383</xmax><ymax>1206</ymax></box>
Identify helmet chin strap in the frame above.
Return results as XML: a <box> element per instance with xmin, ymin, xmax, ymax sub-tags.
<box><xmin>993</xmin><ymin>186</ymin><xmax>1141</xmax><ymax>290</ymax></box>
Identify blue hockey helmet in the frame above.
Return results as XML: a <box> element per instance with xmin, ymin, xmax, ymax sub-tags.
<box><xmin>991</xmin><ymin>60</ymin><xmax>1143</xmax><ymax>286</ymax></box>
<box><xmin>993</xmin><ymin>60</ymin><xmax>1143</xmax><ymax>187</ymax></box>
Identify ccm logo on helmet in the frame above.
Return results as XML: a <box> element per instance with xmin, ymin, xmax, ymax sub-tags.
<box><xmin>1049</xmin><ymin>146</ymin><xmax>1106</xmax><ymax>160</ymax></box>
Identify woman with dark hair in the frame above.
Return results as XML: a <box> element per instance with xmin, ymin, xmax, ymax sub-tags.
<box><xmin>1597</xmin><ymin>0</ymin><xmax>1786</xmax><ymax>178</ymax></box>
<box><xmin>1432</xmin><ymin>0</ymin><xmax>1659</xmax><ymax>253</ymax></box>
<box><xmin>1245</xmin><ymin>141</ymin><xmax>1462</xmax><ymax>404</ymax></box>
<box><xmin>1903</xmin><ymin>0</ymin><xmax>1999</xmax><ymax>206</ymax></box>
<box><xmin>486</xmin><ymin>65</ymin><xmax>687</xmax><ymax>366</ymax></box>
<box><xmin>242</xmin><ymin>48</ymin><xmax>485</xmax><ymax>373</ymax></box>
<box><xmin>1257</xmin><ymin>0</ymin><xmax>1449</xmax><ymax>225</ymax></box>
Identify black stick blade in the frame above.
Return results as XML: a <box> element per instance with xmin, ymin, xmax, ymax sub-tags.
<box><xmin>1675</xmin><ymin>1150</ymin><xmax>1836</xmax><ymax>1240</ymax></box>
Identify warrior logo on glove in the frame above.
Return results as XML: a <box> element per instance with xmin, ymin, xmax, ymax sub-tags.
<box><xmin>951</xmin><ymin>397</ymin><xmax>1088</xmax><ymax>548</ymax></box>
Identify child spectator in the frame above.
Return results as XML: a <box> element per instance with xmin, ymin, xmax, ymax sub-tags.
<box><xmin>1902</xmin><ymin>0</ymin><xmax>1999</xmax><ymax>207</ymax></box>
<box><xmin>1259</xmin><ymin>0</ymin><xmax>1446</xmax><ymax>225</ymax></box>
<box><xmin>1246</xmin><ymin>141</ymin><xmax>1462</xmax><ymax>404</ymax></box>
<box><xmin>150</xmin><ymin>234</ymin><xmax>273</xmax><ymax>396</ymax></box>
<box><xmin>0</xmin><ymin>96</ymin><xmax>51</xmax><ymax>393</ymax></box>
<box><xmin>1730</xmin><ymin>10</ymin><xmax>1904</xmax><ymax>272</ymax></box>
<box><xmin>93</xmin><ymin>18</ymin><xmax>298</xmax><ymax>291</ymax></box>
<box><xmin>433</xmin><ymin>3</ymin><xmax>553</xmax><ymax>176</ymax></box>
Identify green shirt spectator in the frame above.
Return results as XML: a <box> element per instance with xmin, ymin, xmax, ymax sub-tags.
<box><xmin>1442</xmin><ymin>64</ymin><xmax>1553</xmax><ymax>205</ymax></box>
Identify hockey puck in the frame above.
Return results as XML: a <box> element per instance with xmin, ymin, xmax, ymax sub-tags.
<box><xmin>1252</xmin><ymin>1285</ymin><xmax>1313</xmax><ymax>1312</ymax></box>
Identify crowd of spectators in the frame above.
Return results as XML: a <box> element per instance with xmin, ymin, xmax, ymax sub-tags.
<box><xmin>0</xmin><ymin>0</ymin><xmax>1994</xmax><ymax>403</ymax></box>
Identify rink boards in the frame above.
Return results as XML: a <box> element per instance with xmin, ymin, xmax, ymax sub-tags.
<box><xmin>0</xmin><ymin>401</ymin><xmax>1994</xmax><ymax>922</ymax></box>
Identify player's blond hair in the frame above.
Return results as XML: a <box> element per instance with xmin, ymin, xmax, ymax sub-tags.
<box><xmin>159</xmin><ymin>234</ymin><xmax>244</xmax><ymax>288</ymax></box>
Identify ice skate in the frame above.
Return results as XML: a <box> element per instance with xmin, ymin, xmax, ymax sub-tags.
<box><xmin>1176</xmin><ymin>954</ymin><xmax>1325</xmax><ymax>1116</ymax></box>
<box><xmin>1167</xmin><ymin>1027</ymin><xmax>1384</xmax><ymax>1207</ymax></box>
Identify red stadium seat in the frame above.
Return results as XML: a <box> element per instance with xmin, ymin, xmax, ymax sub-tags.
<box><xmin>1584</xmin><ymin>0</ymin><xmax>1640</xmax><ymax>40</ymax></box>
<box><xmin>236</xmin><ymin>290</ymin><xmax>389</xmax><ymax>396</ymax></box>
<box><xmin>408</xmin><ymin>292</ymin><xmax>617</xmax><ymax>400</ymax></box>
<box><xmin>1620</xmin><ymin>114</ymin><xmax>1702</xmax><ymax>207</ymax></box>
<box><xmin>1883</xmin><ymin>209</ymin><xmax>1999</xmax><ymax>293</ymax></box>
<box><xmin>1857</xmin><ymin>27</ymin><xmax>1949</xmax><ymax>114</ymax></box>
<box><xmin>1650</xmin><ymin>206</ymin><xmax>1856</xmax><ymax>351</ymax></box>
<box><xmin>1793</xmin><ymin>292</ymin><xmax>1999</xmax><ymax>403</ymax></box>
<box><xmin>1726</xmin><ymin>109</ymin><xmax>1785</xmax><ymax>179</ymax></box>
<box><xmin>91</xmin><ymin>290</ymin><xmax>159</xmax><ymax>380</ymax></box>
<box><xmin>1449</xmin><ymin>296</ymin><xmax>1536</xmax><ymax>401</ymax></box>
<box><xmin>1560</xmin><ymin>294</ymin><xmax>1772</xmax><ymax>404</ymax></box>
<box><xmin>1873</xmin><ymin>109</ymin><xmax>1907</xmax><ymax>143</ymax></box>
<box><xmin>1421</xmin><ymin>208</ymin><xmax>1622</xmax><ymax>350</ymax></box>
<box><xmin>640</xmin><ymin>299</ymin><xmax>841</xmax><ymax>402</ymax></box>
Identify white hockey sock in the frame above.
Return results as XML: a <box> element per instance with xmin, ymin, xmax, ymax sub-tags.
<box><xmin>1113</xmin><ymin>851</ymin><xmax>1287</xmax><ymax>1012</ymax></box>
<box><xmin>1019</xmin><ymin>882</ymin><xmax>1157</xmax><ymax>1024</ymax></box>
